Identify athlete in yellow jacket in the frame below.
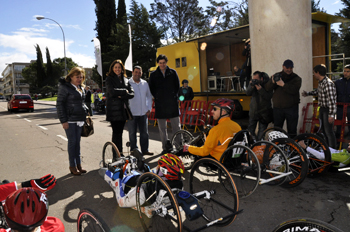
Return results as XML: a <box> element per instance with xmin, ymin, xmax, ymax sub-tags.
<box><xmin>183</xmin><ymin>98</ymin><xmax>242</xmax><ymax>161</ymax></box>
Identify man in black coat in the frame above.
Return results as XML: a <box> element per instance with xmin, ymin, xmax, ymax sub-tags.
<box><xmin>84</xmin><ymin>86</ymin><xmax>92</xmax><ymax>116</ymax></box>
<box><xmin>149</xmin><ymin>54</ymin><xmax>181</xmax><ymax>154</ymax></box>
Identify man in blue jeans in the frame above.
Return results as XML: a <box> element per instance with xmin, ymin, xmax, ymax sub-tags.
<box><xmin>128</xmin><ymin>66</ymin><xmax>153</xmax><ymax>155</ymax></box>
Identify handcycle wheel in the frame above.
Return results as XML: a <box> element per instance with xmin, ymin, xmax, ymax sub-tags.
<box><xmin>258</xmin><ymin>127</ymin><xmax>289</xmax><ymax>141</ymax></box>
<box><xmin>294</xmin><ymin>133</ymin><xmax>332</xmax><ymax>177</ymax></box>
<box><xmin>251</xmin><ymin>141</ymin><xmax>289</xmax><ymax>186</ymax></box>
<box><xmin>136</xmin><ymin>172</ymin><xmax>182</xmax><ymax>232</ymax></box>
<box><xmin>171</xmin><ymin>130</ymin><xmax>197</xmax><ymax>170</ymax></box>
<box><xmin>189</xmin><ymin>158</ymin><xmax>239</xmax><ymax>227</ymax></box>
<box><xmin>77</xmin><ymin>208</ymin><xmax>110</xmax><ymax>232</ymax></box>
<box><xmin>272</xmin><ymin>218</ymin><xmax>344</xmax><ymax>232</ymax></box>
<box><xmin>271</xmin><ymin>138</ymin><xmax>308</xmax><ymax>188</ymax></box>
<box><xmin>102</xmin><ymin>141</ymin><xmax>121</xmax><ymax>168</ymax></box>
<box><xmin>220</xmin><ymin>144</ymin><xmax>260</xmax><ymax>198</ymax></box>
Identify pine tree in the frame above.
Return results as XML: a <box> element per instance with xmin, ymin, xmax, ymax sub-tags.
<box><xmin>35</xmin><ymin>44</ymin><xmax>46</xmax><ymax>88</ymax></box>
<box><xmin>129</xmin><ymin>0</ymin><xmax>163</xmax><ymax>77</ymax></box>
<box><xmin>336</xmin><ymin>0</ymin><xmax>350</xmax><ymax>57</ymax></box>
<box><xmin>45</xmin><ymin>47</ymin><xmax>54</xmax><ymax>86</ymax></box>
<box><xmin>117</xmin><ymin>0</ymin><xmax>127</xmax><ymax>25</ymax></box>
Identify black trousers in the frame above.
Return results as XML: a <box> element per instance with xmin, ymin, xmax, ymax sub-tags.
<box><xmin>111</xmin><ymin>120</ymin><xmax>126</xmax><ymax>153</ymax></box>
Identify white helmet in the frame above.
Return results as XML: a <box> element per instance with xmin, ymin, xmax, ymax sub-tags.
<box><xmin>268</xmin><ymin>131</ymin><xmax>288</xmax><ymax>141</ymax></box>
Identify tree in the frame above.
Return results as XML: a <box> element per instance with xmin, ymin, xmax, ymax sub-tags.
<box><xmin>117</xmin><ymin>0</ymin><xmax>127</xmax><ymax>25</ymax></box>
<box><xmin>150</xmin><ymin>0</ymin><xmax>201</xmax><ymax>43</ymax></box>
<box><xmin>129</xmin><ymin>0</ymin><xmax>163</xmax><ymax>77</ymax></box>
<box><xmin>336</xmin><ymin>0</ymin><xmax>350</xmax><ymax>58</ymax></box>
<box><xmin>35</xmin><ymin>44</ymin><xmax>46</xmax><ymax>88</ymax></box>
<box><xmin>311</xmin><ymin>0</ymin><xmax>326</xmax><ymax>13</ymax></box>
<box><xmin>22</xmin><ymin>62</ymin><xmax>39</xmax><ymax>94</ymax></box>
<box><xmin>45</xmin><ymin>47</ymin><xmax>54</xmax><ymax>86</ymax></box>
<box><xmin>93</xmin><ymin>0</ymin><xmax>118</xmax><ymax>77</ymax></box>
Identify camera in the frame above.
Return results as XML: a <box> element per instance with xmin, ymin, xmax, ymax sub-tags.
<box><xmin>251</xmin><ymin>79</ymin><xmax>260</xmax><ymax>86</ymax></box>
<box><xmin>273</xmin><ymin>73</ymin><xmax>282</xmax><ymax>82</ymax></box>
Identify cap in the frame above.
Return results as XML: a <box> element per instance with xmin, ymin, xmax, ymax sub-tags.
<box><xmin>283</xmin><ymin>59</ymin><xmax>294</xmax><ymax>68</ymax></box>
<box><xmin>182</xmin><ymin>79</ymin><xmax>188</xmax><ymax>84</ymax></box>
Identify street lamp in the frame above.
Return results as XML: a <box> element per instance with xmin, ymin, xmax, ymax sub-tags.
<box><xmin>36</xmin><ymin>16</ymin><xmax>67</xmax><ymax>75</ymax></box>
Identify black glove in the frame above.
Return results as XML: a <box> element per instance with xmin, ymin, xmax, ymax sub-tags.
<box><xmin>22</xmin><ymin>174</ymin><xmax>57</xmax><ymax>192</ymax></box>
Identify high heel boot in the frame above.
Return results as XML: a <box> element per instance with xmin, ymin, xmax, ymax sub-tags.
<box><xmin>69</xmin><ymin>167</ymin><xmax>81</xmax><ymax>175</ymax></box>
<box><xmin>77</xmin><ymin>164</ymin><xmax>87</xmax><ymax>173</ymax></box>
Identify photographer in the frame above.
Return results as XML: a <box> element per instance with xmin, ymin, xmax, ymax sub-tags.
<box><xmin>241</xmin><ymin>39</ymin><xmax>252</xmax><ymax>90</ymax></box>
<box><xmin>265</xmin><ymin>59</ymin><xmax>302</xmax><ymax>138</ymax></box>
<box><xmin>246</xmin><ymin>71</ymin><xmax>273</xmax><ymax>140</ymax></box>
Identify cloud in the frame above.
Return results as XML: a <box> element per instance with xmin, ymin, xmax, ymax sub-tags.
<box><xmin>333</xmin><ymin>1</ymin><xmax>340</xmax><ymax>4</ymax></box>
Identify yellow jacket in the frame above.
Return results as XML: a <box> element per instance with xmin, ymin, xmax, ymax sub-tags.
<box><xmin>188</xmin><ymin>117</ymin><xmax>242</xmax><ymax>161</ymax></box>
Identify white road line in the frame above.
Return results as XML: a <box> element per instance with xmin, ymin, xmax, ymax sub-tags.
<box><xmin>16</xmin><ymin>114</ymin><xmax>21</xmax><ymax>117</ymax></box>
<box><xmin>37</xmin><ymin>125</ymin><xmax>48</xmax><ymax>130</ymax></box>
<box><xmin>57</xmin><ymin>135</ymin><xmax>68</xmax><ymax>141</ymax></box>
<box><xmin>24</xmin><ymin>118</ymin><xmax>31</xmax><ymax>122</ymax></box>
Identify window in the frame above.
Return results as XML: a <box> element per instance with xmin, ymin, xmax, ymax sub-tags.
<box><xmin>175</xmin><ymin>58</ymin><xmax>180</xmax><ymax>68</ymax></box>
<box><xmin>182</xmin><ymin>57</ymin><xmax>187</xmax><ymax>67</ymax></box>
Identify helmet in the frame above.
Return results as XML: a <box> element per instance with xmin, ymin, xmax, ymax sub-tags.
<box><xmin>158</xmin><ymin>154</ymin><xmax>185</xmax><ymax>180</ymax></box>
<box><xmin>4</xmin><ymin>188</ymin><xmax>49</xmax><ymax>231</ymax></box>
<box><xmin>268</xmin><ymin>131</ymin><xmax>288</xmax><ymax>142</ymax></box>
<box><xmin>211</xmin><ymin>98</ymin><xmax>234</xmax><ymax>113</ymax></box>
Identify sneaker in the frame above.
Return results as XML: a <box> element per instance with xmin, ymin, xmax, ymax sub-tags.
<box><xmin>332</xmin><ymin>150</ymin><xmax>350</xmax><ymax>166</ymax></box>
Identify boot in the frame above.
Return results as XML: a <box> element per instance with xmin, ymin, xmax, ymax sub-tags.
<box><xmin>77</xmin><ymin>164</ymin><xmax>87</xmax><ymax>173</ymax></box>
<box><xmin>69</xmin><ymin>167</ymin><xmax>81</xmax><ymax>176</ymax></box>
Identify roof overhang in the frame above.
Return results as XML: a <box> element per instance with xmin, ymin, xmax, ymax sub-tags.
<box><xmin>312</xmin><ymin>11</ymin><xmax>350</xmax><ymax>24</ymax></box>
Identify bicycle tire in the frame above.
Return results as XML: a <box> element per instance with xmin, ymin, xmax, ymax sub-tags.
<box><xmin>171</xmin><ymin>130</ymin><xmax>196</xmax><ymax>170</ymax></box>
<box><xmin>189</xmin><ymin>158</ymin><xmax>239</xmax><ymax>228</ymax></box>
<box><xmin>251</xmin><ymin>141</ymin><xmax>289</xmax><ymax>186</ymax></box>
<box><xmin>136</xmin><ymin>172</ymin><xmax>182</xmax><ymax>232</ymax></box>
<box><xmin>220</xmin><ymin>144</ymin><xmax>260</xmax><ymax>198</ymax></box>
<box><xmin>294</xmin><ymin>133</ymin><xmax>332</xmax><ymax>177</ymax></box>
<box><xmin>102</xmin><ymin>141</ymin><xmax>121</xmax><ymax>168</ymax></box>
<box><xmin>258</xmin><ymin>127</ymin><xmax>290</xmax><ymax>141</ymax></box>
<box><xmin>271</xmin><ymin>138</ymin><xmax>308</xmax><ymax>188</ymax></box>
<box><xmin>77</xmin><ymin>208</ymin><xmax>110</xmax><ymax>232</ymax></box>
<box><xmin>272</xmin><ymin>218</ymin><xmax>344</xmax><ymax>232</ymax></box>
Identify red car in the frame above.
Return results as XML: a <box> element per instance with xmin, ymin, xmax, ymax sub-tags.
<box><xmin>7</xmin><ymin>94</ymin><xmax>34</xmax><ymax>112</ymax></box>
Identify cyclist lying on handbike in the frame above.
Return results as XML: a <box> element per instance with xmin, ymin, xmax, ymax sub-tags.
<box><xmin>101</xmin><ymin>152</ymin><xmax>184</xmax><ymax>208</ymax></box>
<box><xmin>183</xmin><ymin>98</ymin><xmax>242</xmax><ymax>161</ymax></box>
<box><xmin>298</xmin><ymin>140</ymin><xmax>350</xmax><ymax>167</ymax></box>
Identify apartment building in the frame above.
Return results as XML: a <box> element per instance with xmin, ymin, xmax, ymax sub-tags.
<box><xmin>1</xmin><ymin>62</ymin><xmax>30</xmax><ymax>99</ymax></box>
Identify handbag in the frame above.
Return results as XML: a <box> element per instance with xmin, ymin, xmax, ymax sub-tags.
<box><xmin>125</xmin><ymin>103</ymin><xmax>133</xmax><ymax>121</ymax></box>
<box><xmin>81</xmin><ymin>115</ymin><xmax>94</xmax><ymax>137</ymax></box>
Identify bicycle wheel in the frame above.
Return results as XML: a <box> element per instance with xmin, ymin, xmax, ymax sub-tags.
<box><xmin>171</xmin><ymin>130</ymin><xmax>196</xmax><ymax>170</ymax></box>
<box><xmin>136</xmin><ymin>172</ymin><xmax>182</xmax><ymax>232</ymax></box>
<box><xmin>189</xmin><ymin>158</ymin><xmax>239</xmax><ymax>227</ymax></box>
<box><xmin>220</xmin><ymin>144</ymin><xmax>260</xmax><ymax>198</ymax></box>
<box><xmin>271</xmin><ymin>138</ymin><xmax>308</xmax><ymax>188</ymax></box>
<box><xmin>102</xmin><ymin>141</ymin><xmax>121</xmax><ymax>168</ymax></box>
<box><xmin>294</xmin><ymin>133</ymin><xmax>332</xmax><ymax>177</ymax></box>
<box><xmin>77</xmin><ymin>208</ymin><xmax>110</xmax><ymax>232</ymax></box>
<box><xmin>251</xmin><ymin>141</ymin><xmax>289</xmax><ymax>186</ymax></box>
<box><xmin>272</xmin><ymin>218</ymin><xmax>344</xmax><ymax>232</ymax></box>
<box><xmin>258</xmin><ymin>127</ymin><xmax>289</xmax><ymax>141</ymax></box>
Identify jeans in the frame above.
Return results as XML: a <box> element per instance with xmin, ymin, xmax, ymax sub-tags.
<box><xmin>248</xmin><ymin>117</ymin><xmax>268</xmax><ymax>140</ymax></box>
<box><xmin>157</xmin><ymin>117</ymin><xmax>181</xmax><ymax>150</ymax></box>
<box><xmin>111</xmin><ymin>120</ymin><xmax>126</xmax><ymax>153</ymax></box>
<box><xmin>128</xmin><ymin>115</ymin><xmax>149</xmax><ymax>153</ymax></box>
<box><xmin>64</xmin><ymin>123</ymin><xmax>83</xmax><ymax>167</ymax></box>
<box><xmin>319</xmin><ymin>107</ymin><xmax>337</xmax><ymax>149</ymax></box>
<box><xmin>273</xmin><ymin>105</ymin><xmax>299</xmax><ymax>138</ymax></box>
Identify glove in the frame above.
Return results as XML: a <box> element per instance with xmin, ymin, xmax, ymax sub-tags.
<box><xmin>183</xmin><ymin>144</ymin><xmax>189</xmax><ymax>152</ymax></box>
<box><xmin>21</xmin><ymin>174</ymin><xmax>57</xmax><ymax>192</ymax></box>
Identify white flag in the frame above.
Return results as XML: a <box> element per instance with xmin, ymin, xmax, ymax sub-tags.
<box><xmin>125</xmin><ymin>24</ymin><xmax>133</xmax><ymax>72</ymax></box>
<box><xmin>93</xmin><ymin>38</ymin><xmax>102</xmax><ymax>76</ymax></box>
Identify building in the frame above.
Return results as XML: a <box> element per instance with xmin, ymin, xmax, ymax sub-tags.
<box><xmin>1</xmin><ymin>63</ymin><xmax>30</xmax><ymax>99</ymax></box>
<box><xmin>84</xmin><ymin>67</ymin><xmax>99</xmax><ymax>90</ymax></box>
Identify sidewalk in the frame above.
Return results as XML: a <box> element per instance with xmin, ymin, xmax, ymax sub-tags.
<box><xmin>34</xmin><ymin>100</ymin><xmax>57</xmax><ymax>106</ymax></box>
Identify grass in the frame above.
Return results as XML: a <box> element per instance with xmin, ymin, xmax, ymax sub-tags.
<box><xmin>40</xmin><ymin>96</ymin><xmax>57</xmax><ymax>101</ymax></box>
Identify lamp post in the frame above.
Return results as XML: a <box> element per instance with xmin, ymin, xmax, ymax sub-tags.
<box><xmin>36</xmin><ymin>16</ymin><xmax>67</xmax><ymax>75</ymax></box>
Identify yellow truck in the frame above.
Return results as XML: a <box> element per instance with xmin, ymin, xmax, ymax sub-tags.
<box><xmin>151</xmin><ymin>12</ymin><xmax>349</xmax><ymax>118</ymax></box>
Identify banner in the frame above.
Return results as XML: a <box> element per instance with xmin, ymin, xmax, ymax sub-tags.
<box><xmin>125</xmin><ymin>24</ymin><xmax>133</xmax><ymax>72</ymax></box>
<box><xmin>93</xmin><ymin>38</ymin><xmax>102</xmax><ymax>76</ymax></box>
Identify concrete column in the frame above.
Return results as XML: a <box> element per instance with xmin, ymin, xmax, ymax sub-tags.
<box><xmin>249</xmin><ymin>0</ymin><xmax>313</xmax><ymax>133</ymax></box>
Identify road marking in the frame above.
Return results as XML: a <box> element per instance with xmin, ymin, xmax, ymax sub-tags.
<box><xmin>24</xmin><ymin>118</ymin><xmax>31</xmax><ymax>122</ymax></box>
<box><xmin>36</xmin><ymin>124</ymin><xmax>48</xmax><ymax>130</ymax></box>
<box><xmin>16</xmin><ymin>114</ymin><xmax>21</xmax><ymax>117</ymax></box>
<box><xmin>57</xmin><ymin>135</ymin><xmax>68</xmax><ymax>141</ymax></box>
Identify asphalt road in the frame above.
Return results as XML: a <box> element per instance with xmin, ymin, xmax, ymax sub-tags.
<box><xmin>0</xmin><ymin>100</ymin><xmax>349</xmax><ymax>232</ymax></box>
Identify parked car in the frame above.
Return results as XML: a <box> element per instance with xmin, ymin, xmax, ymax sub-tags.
<box><xmin>7</xmin><ymin>94</ymin><xmax>34</xmax><ymax>112</ymax></box>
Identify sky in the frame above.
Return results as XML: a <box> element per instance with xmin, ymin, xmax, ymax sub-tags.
<box><xmin>0</xmin><ymin>0</ymin><xmax>345</xmax><ymax>76</ymax></box>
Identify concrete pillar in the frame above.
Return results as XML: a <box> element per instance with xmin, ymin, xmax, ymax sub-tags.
<box><xmin>249</xmin><ymin>0</ymin><xmax>313</xmax><ymax>134</ymax></box>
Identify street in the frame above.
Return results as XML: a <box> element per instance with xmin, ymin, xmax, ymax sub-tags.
<box><xmin>0</xmin><ymin>100</ymin><xmax>349</xmax><ymax>232</ymax></box>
